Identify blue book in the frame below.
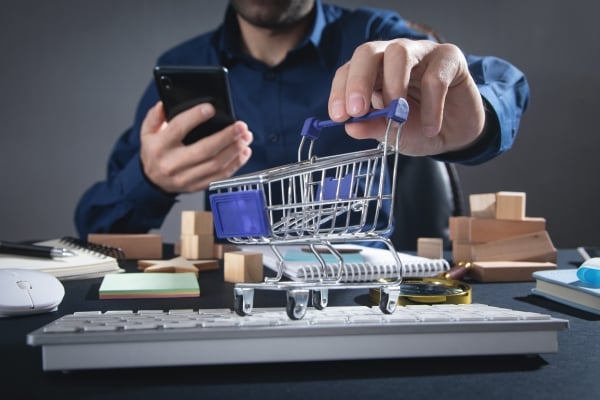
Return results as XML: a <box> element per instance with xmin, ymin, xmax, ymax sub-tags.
<box><xmin>532</xmin><ymin>269</ymin><xmax>600</xmax><ymax>315</ymax></box>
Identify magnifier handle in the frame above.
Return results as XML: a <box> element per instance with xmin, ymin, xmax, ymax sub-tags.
<box><xmin>439</xmin><ymin>262</ymin><xmax>472</xmax><ymax>281</ymax></box>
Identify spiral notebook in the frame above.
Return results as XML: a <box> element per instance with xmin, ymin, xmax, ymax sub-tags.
<box><xmin>239</xmin><ymin>244</ymin><xmax>450</xmax><ymax>282</ymax></box>
<box><xmin>0</xmin><ymin>237</ymin><xmax>123</xmax><ymax>280</ymax></box>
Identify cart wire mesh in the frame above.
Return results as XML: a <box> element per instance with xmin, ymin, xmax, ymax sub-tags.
<box><xmin>209</xmin><ymin>98</ymin><xmax>409</xmax><ymax>319</ymax></box>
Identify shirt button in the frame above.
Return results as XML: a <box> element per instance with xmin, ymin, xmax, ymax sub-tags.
<box><xmin>268</xmin><ymin>133</ymin><xmax>279</xmax><ymax>143</ymax></box>
<box><xmin>264</xmin><ymin>71</ymin><xmax>277</xmax><ymax>80</ymax></box>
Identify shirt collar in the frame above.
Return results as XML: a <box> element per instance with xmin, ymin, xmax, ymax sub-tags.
<box><xmin>306</xmin><ymin>0</ymin><xmax>327</xmax><ymax>49</ymax></box>
<box><xmin>217</xmin><ymin>0</ymin><xmax>328</xmax><ymax>66</ymax></box>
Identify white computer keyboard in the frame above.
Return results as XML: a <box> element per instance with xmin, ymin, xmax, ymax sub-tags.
<box><xmin>27</xmin><ymin>304</ymin><xmax>568</xmax><ymax>371</ymax></box>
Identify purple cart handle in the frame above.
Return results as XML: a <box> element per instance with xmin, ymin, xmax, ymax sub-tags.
<box><xmin>300</xmin><ymin>98</ymin><xmax>409</xmax><ymax>140</ymax></box>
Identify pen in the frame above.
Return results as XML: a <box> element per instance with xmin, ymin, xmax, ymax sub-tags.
<box><xmin>0</xmin><ymin>241</ymin><xmax>76</xmax><ymax>258</ymax></box>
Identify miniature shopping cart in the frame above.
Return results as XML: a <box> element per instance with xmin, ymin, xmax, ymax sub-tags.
<box><xmin>208</xmin><ymin>98</ymin><xmax>409</xmax><ymax>319</ymax></box>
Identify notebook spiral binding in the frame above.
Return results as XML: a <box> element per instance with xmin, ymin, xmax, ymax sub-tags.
<box><xmin>59</xmin><ymin>236</ymin><xmax>126</xmax><ymax>260</ymax></box>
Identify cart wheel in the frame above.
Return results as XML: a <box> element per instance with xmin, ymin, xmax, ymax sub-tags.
<box><xmin>379</xmin><ymin>287</ymin><xmax>399</xmax><ymax>314</ymax></box>
<box><xmin>286</xmin><ymin>290</ymin><xmax>310</xmax><ymax>320</ymax></box>
<box><xmin>233</xmin><ymin>293</ymin><xmax>247</xmax><ymax>316</ymax></box>
<box><xmin>311</xmin><ymin>289</ymin><xmax>328</xmax><ymax>310</ymax></box>
<box><xmin>233</xmin><ymin>287</ymin><xmax>254</xmax><ymax>316</ymax></box>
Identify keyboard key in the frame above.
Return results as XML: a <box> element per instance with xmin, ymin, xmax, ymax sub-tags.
<box><xmin>83</xmin><ymin>325</ymin><xmax>119</xmax><ymax>332</ymax></box>
<box><xmin>43</xmin><ymin>325</ymin><xmax>78</xmax><ymax>333</ymax></box>
<box><xmin>202</xmin><ymin>319</ymin><xmax>239</xmax><ymax>328</ymax></box>
<box><xmin>161</xmin><ymin>321</ymin><xmax>200</xmax><ymax>329</ymax></box>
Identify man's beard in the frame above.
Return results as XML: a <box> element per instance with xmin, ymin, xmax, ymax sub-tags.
<box><xmin>230</xmin><ymin>0</ymin><xmax>314</xmax><ymax>30</ymax></box>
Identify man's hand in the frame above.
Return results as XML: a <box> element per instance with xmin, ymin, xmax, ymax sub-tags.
<box><xmin>328</xmin><ymin>39</ymin><xmax>485</xmax><ymax>156</ymax></box>
<box><xmin>140</xmin><ymin>101</ymin><xmax>253</xmax><ymax>194</ymax></box>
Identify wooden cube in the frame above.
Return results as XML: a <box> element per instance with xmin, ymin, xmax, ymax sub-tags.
<box><xmin>469</xmin><ymin>193</ymin><xmax>496</xmax><ymax>218</ymax></box>
<box><xmin>417</xmin><ymin>237</ymin><xmax>444</xmax><ymax>259</ymax></box>
<box><xmin>181</xmin><ymin>211</ymin><xmax>214</xmax><ymax>235</ymax></box>
<box><xmin>495</xmin><ymin>191</ymin><xmax>526</xmax><ymax>220</ymax></box>
<box><xmin>224</xmin><ymin>251</ymin><xmax>263</xmax><ymax>283</ymax></box>
<box><xmin>180</xmin><ymin>234</ymin><xmax>214</xmax><ymax>259</ymax></box>
<box><xmin>213</xmin><ymin>242</ymin><xmax>239</xmax><ymax>259</ymax></box>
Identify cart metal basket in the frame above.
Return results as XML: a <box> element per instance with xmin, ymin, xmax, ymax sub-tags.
<box><xmin>209</xmin><ymin>98</ymin><xmax>409</xmax><ymax>319</ymax></box>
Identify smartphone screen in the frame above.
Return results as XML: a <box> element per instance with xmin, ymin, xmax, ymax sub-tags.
<box><xmin>154</xmin><ymin>65</ymin><xmax>236</xmax><ymax>145</ymax></box>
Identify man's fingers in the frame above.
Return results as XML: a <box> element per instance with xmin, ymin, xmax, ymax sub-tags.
<box><xmin>163</xmin><ymin>103</ymin><xmax>216</xmax><ymax>144</ymax></box>
<box><xmin>141</xmin><ymin>101</ymin><xmax>167</xmax><ymax>135</ymax></box>
<box><xmin>380</xmin><ymin>39</ymin><xmax>415</xmax><ymax>106</ymax></box>
<box><xmin>171</xmin><ymin>121</ymin><xmax>252</xmax><ymax>178</ymax></box>
<box><xmin>329</xmin><ymin>41</ymin><xmax>387</xmax><ymax>121</ymax></box>
<box><xmin>329</xmin><ymin>63</ymin><xmax>350</xmax><ymax>121</ymax></box>
<box><xmin>417</xmin><ymin>44</ymin><xmax>467</xmax><ymax>137</ymax></box>
<box><xmin>183</xmin><ymin>121</ymin><xmax>251</xmax><ymax>164</ymax></box>
<box><xmin>167</xmin><ymin>133</ymin><xmax>253</xmax><ymax>193</ymax></box>
<box><xmin>343</xmin><ymin>41</ymin><xmax>385</xmax><ymax>117</ymax></box>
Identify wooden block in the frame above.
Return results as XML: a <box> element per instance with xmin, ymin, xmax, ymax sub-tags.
<box><xmin>191</xmin><ymin>259</ymin><xmax>220</xmax><ymax>272</ymax></box>
<box><xmin>417</xmin><ymin>237</ymin><xmax>444</xmax><ymax>259</ymax></box>
<box><xmin>138</xmin><ymin>256</ymin><xmax>219</xmax><ymax>273</ymax></box>
<box><xmin>180</xmin><ymin>234</ymin><xmax>214</xmax><ymax>260</ymax></box>
<box><xmin>144</xmin><ymin>265</ymin><xmax>199</xmax><ymax>277</ymax></box>
<box><xmin>138</xmin><ymin>256</ymin><xmax>198</xmax><ymax>271</ymax></box>
<box><xmin>469</xmin><ymin>193</ymin><xmax>496</xmax><ymax>218</ymax></box>
<box><xmin>452</xmin><ymin>243</ymin><xmax>474</xmax><ymax>263</ymax></box>
<box><xmin>224</xmin><ymin>251</ymin><xmax>263</xmax><ymax>283</ymax></box>
<box><xmin>181</xmin><ymin>211</ymin><xmax>213</xmax><ymax>235</ymax></box>
<box><xmin>449</xmin><ymin>216</ymin><xmax>546</xmax><ymax>244</ymax></box>
<box><xmin>213</xmin><ymin>243</ymin><xmax>239</xmax><ymax>259</ymax></box>
<box><xmin>495</xmin><ymin>191</ymin><xmax>526</xmax><ymax>220</ymax></box>
<box><xmin>87</xmin><ymin>233</ymin><xmax>162</xmax><ymax>260</ymax></box>
<box><xmin>448</xmin><ymin>217</ymin><xmax>471</xmax><ymax>243</ymax></box>
<box><xmin>452</xmin><ymin>230</ymin><xmax>557</xmax><ymax>263</ymax></box>
<box><xmin>469</xmin><ymin>261</ymin><xmax>557</xmax><ymax>282</ymax></box>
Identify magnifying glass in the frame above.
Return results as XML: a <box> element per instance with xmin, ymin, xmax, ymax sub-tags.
<box><xmin>369</xmin><ymin>263</ymin><xmax>472</xmax><ymax>305</ymax></box>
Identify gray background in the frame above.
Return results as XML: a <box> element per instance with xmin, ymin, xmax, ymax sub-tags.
<box><xmin>1</xmin><ymin>0</ymin><xmax>598</xmax><ymax>248</ymax></box>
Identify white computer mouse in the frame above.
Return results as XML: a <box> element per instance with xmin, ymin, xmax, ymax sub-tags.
<box><xmin>0</xmin><ymin>269</ymin><xmax>65</xmax><ymax>317</ymax></box>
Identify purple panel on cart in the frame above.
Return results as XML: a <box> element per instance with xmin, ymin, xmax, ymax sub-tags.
<box><xmin>316</xmin><ymin>174</ymin><xmax>353</xmax><ymax>200</ymax></box>
<box><xmin>209</xmin><ymin>190</ymin><xmax>271</xmax><ymax>238</ymax></box>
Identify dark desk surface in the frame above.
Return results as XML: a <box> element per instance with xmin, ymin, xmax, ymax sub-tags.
<box><xmin>2</xmin><ymin>249</ymin><xmax>598</xmax><ymax>400</ymax></box>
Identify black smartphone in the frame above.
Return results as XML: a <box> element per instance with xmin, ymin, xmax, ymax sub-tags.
<box><xmin>153</xmin><ymin>65</ymin><xmax>236</xmax><ymax>145</ymax></box>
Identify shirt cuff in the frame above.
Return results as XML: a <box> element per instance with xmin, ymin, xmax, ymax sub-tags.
<box><xmin>121</xmin><ymin>156</ymin><xmax>177</xmax><ymax>214</ymax></box>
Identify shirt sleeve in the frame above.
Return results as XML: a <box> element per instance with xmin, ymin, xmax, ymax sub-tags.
<box><xmin>74</xmin><ymin>84</ymin><xmax>176</xmax><ymax>239</ymax></box>
<box><xmin>433</xmin><ymin>54</ymin><xmax>530</xmax><ymax>165</ymax></box>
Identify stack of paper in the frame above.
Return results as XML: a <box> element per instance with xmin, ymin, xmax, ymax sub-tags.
<box><xmin>99</xmin><ymin>272</ymin><xmax>200</xmax><ymax>299</ymax></box>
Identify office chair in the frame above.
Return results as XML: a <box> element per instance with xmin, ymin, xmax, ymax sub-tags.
<box><xmin>388</xmin><ymin>155</ymin><xmax>465</xmax><ymax>251</ymax></box>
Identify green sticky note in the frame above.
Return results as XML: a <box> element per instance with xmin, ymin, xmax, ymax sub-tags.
<box><xmin>99</xmin><ymin>272</ymin><xmax>200</xmax><ymax>299</ymax></box>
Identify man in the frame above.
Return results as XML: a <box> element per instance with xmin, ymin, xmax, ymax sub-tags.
<box><xmin>75</xmin><ymin>0</ymin><xmax>529</xmax><ymax>247</ymax></box>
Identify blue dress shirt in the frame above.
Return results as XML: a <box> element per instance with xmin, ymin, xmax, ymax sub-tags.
<box><xmin>74</xmin><ymin>1</ymin><xmax>529</xmax><ymax>239</ymax></box>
